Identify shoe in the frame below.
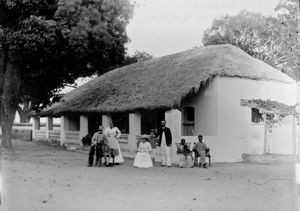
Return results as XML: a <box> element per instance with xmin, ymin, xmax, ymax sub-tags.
<box><xmin>87</xmin><ymin>164</ymin><xmax>92</xmax><ymax>167</ymax></box>
<box><xmin>161</xmin><ymin>164</ymin><xmax>166</xmax><ymax>166</ymax></box>
<box><xmin>167</xmin><ymin>165</ymin><xmax>171</xmax><ymax>168</ymax></box>
<box><xmin>203</xmin><ymin>164</ymin><xmax>207</xmax><ymax>168</ymax></box>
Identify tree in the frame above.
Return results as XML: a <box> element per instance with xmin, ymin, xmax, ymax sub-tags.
<box><xmin>203</xmin><ymin>0</ymin><xmax>300</xmax><ymax>80</ymax></box>
<box><xmin>0</xmin><ymin>0</ymin><xmax>133</xmax><ymax>149</ymax></box>
<box><xmin>123</xmin><ymin>50</ymin><xmax>154</xmax><ymax>65</ymax></box>
<box><xmin>17</xmin><ymin>103</ymin><xmax>32</xmax><ymax>123</ymax></box>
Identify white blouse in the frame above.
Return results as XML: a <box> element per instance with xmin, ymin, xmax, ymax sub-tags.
<box><xmin>138</xmin><ymin>142</ymin><xmax>152</xmax><ymax>153</ymax></box>
<box><xmin>104</xmin><ymin>127</ymin><xmax>121</xmax><ymax>139</ymax></box>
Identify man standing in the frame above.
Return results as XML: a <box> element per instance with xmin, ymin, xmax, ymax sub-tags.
<box><xmin>156</xmin><ymin>120</ymin><xmax>172</xmax><ymax>167</ymax></box>
<box><xmin>193</xmin><ymin>135</ymin><xmax>207</xmax><ymax>168</ymax></box>
<box><xmin>88</xmin><ymin>125</ymin><xmax>106</xmax><ymax>167</ymax></box>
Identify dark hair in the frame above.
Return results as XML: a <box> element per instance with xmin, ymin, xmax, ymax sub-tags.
<box><xmin>198</xmin><ymin>135</ymin><xmax>203</xmax><ymax>138</ymax></box>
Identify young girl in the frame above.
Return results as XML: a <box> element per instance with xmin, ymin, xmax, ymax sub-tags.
<box><xmin>148</xmin><ymin>129</ymin><xmax>158</xmax><ymax>163</ymax></box>
<box><xmin>133</xmin><ymin>138</ymin><xmax>153</xmax><ymax>168</ymax></box>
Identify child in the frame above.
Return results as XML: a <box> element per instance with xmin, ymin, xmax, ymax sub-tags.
<box><xmin>101</xmin><ymin>139</ymin><xmax>114</xmax><ymax>167</ymax></box>
<box><xmin>88</xmin><ymin>126</ymin><xmax>105</xmax><ymax>167</ymax></box>
<box><xmin>133</xmin><ymin>137</ymin><xmax>153</xmax><ymax>168</ymax></box>
<box><xmin>148</xmin><ymin>129</ymin><xmax>158</xmax><ymax>163</ymax></box>
<box><xmin>177</xmin><ymin>139</ymin><xmax>193</xmax><ymax>168</ymax></box>
<box><xmin>193</xmin><ymin>135</ymin><xmax>207</xmax><ymax>168</ymax></box>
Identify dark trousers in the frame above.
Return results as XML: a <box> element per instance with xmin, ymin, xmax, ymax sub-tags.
<box><xmin>88</xmin><ymin>144</ymin><xmax>102</xmax><ymax>166</ymax></box>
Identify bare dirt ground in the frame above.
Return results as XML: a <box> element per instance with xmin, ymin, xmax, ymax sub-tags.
<box><xmin>0</xmin><ymin>139</ymin><xmax>297</xmax><ymax>211</ymax></box>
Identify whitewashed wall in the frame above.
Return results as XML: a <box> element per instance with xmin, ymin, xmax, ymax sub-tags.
<box><xmin>182</xmin><ymin>78</ymin><xmax>218</xmax><ymax>136</ymax></box>
<box><xmin>181</xmin><ymin>76</ymin><xmax>297</xmax><ymax>162</ymax></box>
<box><xmin>217</xmin><ymin>77</ymin><xmax>296</xmax><ymax>161</ymax></box>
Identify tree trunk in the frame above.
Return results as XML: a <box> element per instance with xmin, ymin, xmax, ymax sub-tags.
<box><xmin>0</xmin><ymin>105</ymin><xmax>17</xmax><ymax>149</ymax></box>
<box><xmin>0</xmin><ymin>52</ymin><xmax>21</xmax><ymax>149</ymax></box>
<box><xmin>17</xmin><ymin>104</ymin><xmax>31</xmax><ymax>123</ymax></box>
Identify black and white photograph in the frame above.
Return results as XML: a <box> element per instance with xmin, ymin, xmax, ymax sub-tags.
<box><xmin>0</xmin><ymin>0</ymin><xmax>299</xmax><ymax>210</ymax></box>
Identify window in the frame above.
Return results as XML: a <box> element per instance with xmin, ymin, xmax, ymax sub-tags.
<box><xmin>68</xmin><ymin>115</ymin><xmax>80</xmax><ymax>131</ymax></box>
<box><xmin>251</xmin><ymin>108</ymin><xmax>263</xmax><ymax>124</ymax></box>
<box><xmin>111</xmin><ymin>113</ymin><xmax>129</xmax><ymax>134</ymax></box>
<box><xmin>182</xmin><ymin>107</ymin><xmax>195</xmax><ymax>136</ymax></box>
<box><xmin>88</xmin><ymin>114</ymin><xmax>102</xmax><ymax>135</ymax></box>
<box><xmin>186</xmin><ymin>107</ymin><xmax>195</xmax><ymax>122</ymax></box>
<box><xmin>141</xmin><ymin>110</ymin><xmax>165</xmax><ymax>134</ymax></box>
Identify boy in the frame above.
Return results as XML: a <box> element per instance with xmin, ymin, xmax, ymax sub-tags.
<box><xmin>88</xmin><ymin>126</ymin><xmax>106</xmax><ymax>167</ymax></box>
<box><xmin>193</xmin><ymin>135</ymin><xmax>207</xmax><ymax>168</ymax></box>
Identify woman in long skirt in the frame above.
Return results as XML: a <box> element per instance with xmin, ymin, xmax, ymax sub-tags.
<box><xmin>133</xmin><ymin>138</ymin><xmax>153</xmax><ymax>168</ymax></box>
<box><xmin>104</xmin><ymin>121</ymin><xmax>124</xmax><ymax>164</ymax></box>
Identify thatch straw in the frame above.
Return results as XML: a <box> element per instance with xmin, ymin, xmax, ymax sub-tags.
<box><xmin>39</xmin><ymin>44</ymin><xmax>295</xmax><ymax>117</ymax></box>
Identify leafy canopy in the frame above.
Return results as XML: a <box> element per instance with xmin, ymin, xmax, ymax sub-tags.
<box><xmin>202</xmin><ymin>0</ymin><xmax>300</xmax><ymax>80</ymax></box>
<box><xmin>0</xmin><ymin>0</ymin><xmax>133</xmax><ymax>110</ymax></box>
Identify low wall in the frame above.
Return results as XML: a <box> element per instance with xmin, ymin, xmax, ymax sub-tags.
<box><xmin>12</xmin><ymin>129</ymin><xmax>32</xmax><ymax>140</ymax></box>
<box><xmin>182</xmin><ymin>130</ymin><xmax>297</xmax><ymax>163</ymax></box>
<box><xmin>183</xmin><ymin>136</ymin><xmax>256</xmax><ymax>163</ymax></box>
<box><xmin>49</xmin><ymin>130</ymin><xmax>60</xmax><ymax>141</ymax></box>
<box><xmin>0</xmin><ymin>123</ymin><xmax>32</xmax><ymax>141</ymax></box>
<box><xmin>118</xmin><ymin>134</ymin><xmax>130</xmax><ymax>153</ymax></box>
<box><xmin>64</xmin><ymin>131</ymin><xmax>80</xmax><ymax>144</ymax></box>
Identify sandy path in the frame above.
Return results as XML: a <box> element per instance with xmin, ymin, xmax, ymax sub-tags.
<box><xmin>0</xmin><ymin>140</ymin><xmax>297</xmax><ymax>211</ymax></box>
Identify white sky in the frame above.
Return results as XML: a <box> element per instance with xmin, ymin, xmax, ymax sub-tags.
<box><xmin>62</xmin><ymin>0</ymin><xmax>281</xmax><ymax>92</ymax></box>
<box><xmin>126</xmin><ymin>0</ymin><xmax>281</xmax><ymax>57</ymax></box>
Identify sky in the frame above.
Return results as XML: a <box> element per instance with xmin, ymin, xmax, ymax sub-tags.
<box><xmin>126</xmin><ymin>0</ymin><xmax>281</xmax><ymax>57</ymax></box>
<box><xmin>62</xmin><ymin>0</ymin><xmax>282</xmax><ymax>93</ymax></box>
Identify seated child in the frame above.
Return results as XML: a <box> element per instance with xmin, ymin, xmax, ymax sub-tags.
<box><xmin>101</xmin><ymin>139</ymin><xmax>114</xmax><ymax>167</ymax></box>
<box><xmin>177</xmin><ymin>139</ymin><xmax>193</xmax><ymax>168</ymax></box>
<box><xmin>133</xmin><ymin>137</ymin><xmax>153</xmax><ymax>168</ymax></box>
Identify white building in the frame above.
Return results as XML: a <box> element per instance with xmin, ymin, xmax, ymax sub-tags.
<box><xmin>33</xmin><ymin>44</ymin><xmax>298</xmax><ymax>163</ymax></box>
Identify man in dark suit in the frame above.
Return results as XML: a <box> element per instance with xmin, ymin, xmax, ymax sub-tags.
<box><xmin>156</xmin><ymin>120</ymin><xmax>172</xmax><ymax>167</ymax></box>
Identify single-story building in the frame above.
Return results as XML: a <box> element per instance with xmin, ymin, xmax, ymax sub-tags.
<box><xmin>33</xmin><ymin>44</ymin><xmax>298</xmax><ymax>163</ymax></box>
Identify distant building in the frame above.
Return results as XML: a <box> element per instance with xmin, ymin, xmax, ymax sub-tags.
<box><xmin>33</xmin><ymin>44</ymin><xmax>298</xmax><ymax>162</ymax></box>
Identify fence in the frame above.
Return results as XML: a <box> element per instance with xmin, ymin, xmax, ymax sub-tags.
<box><xmin>118</xmin><ymin>134</ymin><xmax>129</xmax><ymax>153</ymax></box>
<box><xmin>64</xmin><ymin>131</ymin><xmax>80</xmax><ymax>144</ymax></box>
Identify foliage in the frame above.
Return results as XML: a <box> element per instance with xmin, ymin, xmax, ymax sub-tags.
<box><xmin>203</xmin><ymin>0</ymin><xmax>300</xmax><ymax>80</ymax></box>
<box><xmin>0</xmin><ymin>0</ymin><xmax>133</xmax><ymax>110</ymax></box>
<box><xmin>17</xmin><ymin>102</ymin><xmax>32</xmax><ymax>123</ymax></box>
<box><xmin>241</xmin><ymin>98</ymin><xmax>298</xmax><ymax>133</ymax></box>
<box><xmin>123</xmin><ymin>50</ymin><xmax>154</xmax><ymax>65</ymax></box>
<box><xmin>0</xmin><ymin>0</ymin><xmax>134</xmax><ymax>148</ymax></box>
<box><xmin>241</xmin><ymin>99</ymin><xmax>298</xmax><ymax>115</ymax></box>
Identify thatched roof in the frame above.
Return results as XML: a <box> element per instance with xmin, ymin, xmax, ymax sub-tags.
<box><xmin>39</xmin><ymin>44</ymin><xmax>295</xmax><ymax>117</ymax></box>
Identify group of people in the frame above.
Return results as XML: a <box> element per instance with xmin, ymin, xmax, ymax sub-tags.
<box><xmin>88</xmin><ymin>122</ymin><xmax>124</xmax><ymax>167</ymax></box>
<box><xmin>88</xmin><ymin>120</ymin><xmax>209</xmax><ymax>169</ymax></box>
<box><xmin>177</xmin><ymin>135</ymin><xmax>208</xmax><ymax>168</ymax></box>
<box><xmin>133</xmin><ymin>120</ymin><xmax>173</xmax><ymax>168</ymax></box>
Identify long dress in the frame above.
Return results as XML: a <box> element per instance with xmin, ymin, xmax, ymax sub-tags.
<box><xmin>104</xmin><ymin>127</ymin><xmax>124</xmax><ymax>163</ymax></box>
<box><xmin>178</xmin><ymin>144</ymin><xmax>194</xmax><ymax>168</ymax></box>
<box><xmin>133</xmin><ymin>142</ymin><xmax>153</xmax><ymax>168</ymax></box>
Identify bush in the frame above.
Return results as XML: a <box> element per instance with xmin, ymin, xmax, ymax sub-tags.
<box><xmin>81</xmin><ymin>134</ymin><xmax>92</xmax><ymax>146</ymax></box>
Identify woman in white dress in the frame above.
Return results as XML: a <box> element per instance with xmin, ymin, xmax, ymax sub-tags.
<box><xmin>104</xmin><ymin>122</ymin><xmax>124</xmax><ymax>164</ymax></box>
<box><xmin>133</xmin><ymin>138</ymin><xmax>153</xmax><ymax>168</ymax></box>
